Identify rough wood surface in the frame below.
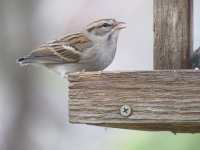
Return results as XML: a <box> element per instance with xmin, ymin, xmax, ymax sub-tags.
<box><xmin>68</xmin><ymin>70</ymin><xmax>200</xmax><ymax>133</ymax></box>
<box><xmin>154</xmin><ymin>0</ymin><xmax>193</xmax><ymax>69</ymax></box>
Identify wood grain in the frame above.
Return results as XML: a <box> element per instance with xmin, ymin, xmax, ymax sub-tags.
<box><xmin>154</xmin><ymin>0</ymin><xmax>193</xmax><ymax>69</ymax></box>
<box><xmin>68</xmin><ymin>70</ymin><xmax>200</xmax><ymax>133</ymax></box>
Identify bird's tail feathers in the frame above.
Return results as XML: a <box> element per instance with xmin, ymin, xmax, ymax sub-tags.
<box><xmin>17</xmin><ymin>55</ymin><xmax>65</xmax><ymax>66</ymax></box>
<box><xmin>17</xmin><ymin>56</ymin><xmax>36</xmax><ymax>66</ymax></box>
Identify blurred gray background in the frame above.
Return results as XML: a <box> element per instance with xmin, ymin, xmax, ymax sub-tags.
<box><xmin>0</xmin><ymin>0</ymin><xmax>200</xmax><ymax>150</ymax></box>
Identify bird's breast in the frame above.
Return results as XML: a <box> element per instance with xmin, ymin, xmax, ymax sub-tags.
<box><xmin>93</xmin><ymin>42</ymin><xmax>117</xmax><ymax>70</ymax></box>
<box><xmin>80</xmin><ymin>38</ymin><xmax>117</xmax><ymax>71</ymax></box>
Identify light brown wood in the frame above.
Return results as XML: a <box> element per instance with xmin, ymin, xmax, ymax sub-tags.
<box><xmin>154</xmin><ymin>0</ymin><xmax>193</xmax><ymax>69</ymax></box>
<box><xmin>68</xmin><ymin>70</ymin><xmax>200</xmax><ymax>133</ymax></box>
<box><xmin>67</xmin><ymin>0</ymin><xmax>196</xmax><ymax>133</ymax></box>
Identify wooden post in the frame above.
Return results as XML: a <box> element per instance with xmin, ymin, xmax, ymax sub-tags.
<box><xmin>154</xmin><ymin>0</ymin><xmax>193</xmax><ymax>69</ymax></box>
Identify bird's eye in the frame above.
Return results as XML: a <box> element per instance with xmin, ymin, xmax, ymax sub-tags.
<box><xmin>102</xmin><ymin>23</ymin><xmax>112</xmax><ymax>28</ymax></box>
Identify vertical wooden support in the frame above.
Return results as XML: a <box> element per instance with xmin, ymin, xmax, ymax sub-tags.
<box><xmin>154</xmin><ymin>0</ymin><xmax>193</xmax><ymax>69</ymax></box>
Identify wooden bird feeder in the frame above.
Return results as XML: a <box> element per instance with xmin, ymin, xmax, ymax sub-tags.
<box><xmin>67</xmin><ymin>0</ymin><xmax>200</xmax><ymax>133</ymax></box>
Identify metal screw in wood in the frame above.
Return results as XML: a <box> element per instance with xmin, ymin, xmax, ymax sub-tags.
<box><xmin>120</xmin><ymin>105</ymin><xmax>132</xmax><ymax>117</ymax></box>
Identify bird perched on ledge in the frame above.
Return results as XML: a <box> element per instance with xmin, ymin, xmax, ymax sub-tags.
<box><xmin>17</xmin><ymin>19</ymin><xmax>126</xmax><ymax>77</ymax></box>
<box><xmin>191</xmin><ymin>47</ymin><xmax>200</xmax><ymax>70</ymax></box>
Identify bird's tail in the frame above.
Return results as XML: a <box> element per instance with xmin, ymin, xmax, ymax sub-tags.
<box><xmin>17</xmin><ymin>56</ymin><xmax>36</xmax><ymax>66</ymax></box>
<box><xmin>17</xmin><ymin>47</ymin><xmax>66</xmax><ymax>66</ymax></box>
<box><xmin>17</xmin><ymin>55</ymin><xmax>65</xmax><ymax>66</ymax></box>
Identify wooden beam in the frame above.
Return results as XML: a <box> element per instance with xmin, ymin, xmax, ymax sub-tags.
<box><xmin>68</xmin><ymin>70</ymin><xmax>200</xmax><ymax>133</ymax></box>
<box><xmin>154</xmin><ymin>0</ymin><xmax>193</xmax><ymax>69</ymax></box>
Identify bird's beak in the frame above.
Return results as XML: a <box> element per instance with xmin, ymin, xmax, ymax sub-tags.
<box><xmin>114</xmin><ymin>21</ymin><xmax>126</xmax><ymax>30</ymax></box>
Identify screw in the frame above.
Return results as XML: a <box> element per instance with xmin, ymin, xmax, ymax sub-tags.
<box><xmin>120</xmin><ymin>105</ymin><xmax>132</xmax><ymax>117</ymax></box>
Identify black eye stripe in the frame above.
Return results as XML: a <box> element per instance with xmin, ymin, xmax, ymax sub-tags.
<box><xmin>87</xmin><ymin>22</ymin><xmax>113</xmax><ymax>33</ymax></box>
<box><xmin>101</xmin><ymin>23</ymin><xmax>112</xmax><ymax>27</ymax></box>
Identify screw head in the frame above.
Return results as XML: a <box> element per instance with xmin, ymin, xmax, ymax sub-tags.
<box><xmin>120</xmin><ymin>105</ymin><xmax>132</xmax><ymax>117</ymax></box>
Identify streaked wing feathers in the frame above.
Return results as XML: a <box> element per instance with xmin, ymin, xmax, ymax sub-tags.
<box><xmin>54</xmin><ymin>33</ymin><xmax>94</xmax><ymax>52</ymax></box>
<box><xmin>29</xmin><ymin>33</ymin><xmax>93</xmax><ymax>64</ymax></box>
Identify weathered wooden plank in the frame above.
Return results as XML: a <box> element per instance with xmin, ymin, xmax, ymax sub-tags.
<box><xmin>68</xmin><ymin>70</ymin><xmax>200</xmax><ymax>133</ymax></box>
<box><xmin>154</xmin><ymin>0</ymin><xmax>193</xmax><ymax>69</ymax></box>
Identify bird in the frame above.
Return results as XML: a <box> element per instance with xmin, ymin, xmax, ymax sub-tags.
<box><xmin>191</xmin><ymin>47</ymin><xmax>200</xmax><ymax>70</ymax></box>
<box><xmin>17</xmin><ymin>19</ymin><xmax>126</xmax><ymax>77</ymax></box>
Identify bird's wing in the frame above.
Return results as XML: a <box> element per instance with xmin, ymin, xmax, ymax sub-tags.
<box><xmin>27</xmin><ymin>33</ymin><xmax>93</xmax><ymax>64</ymax></box>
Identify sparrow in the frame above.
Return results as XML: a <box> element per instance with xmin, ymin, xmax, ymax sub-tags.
<box><xmin>191</xmin><ymin>47</ymin><xmax>200</xmax><ymax>70</ymax></box>
<box><xmin>17</xmin><ymin>19</ymin><xmax>126</xmax><ymax>77</ymax></box>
